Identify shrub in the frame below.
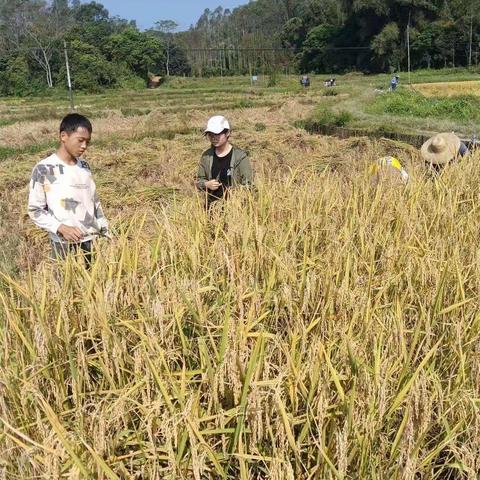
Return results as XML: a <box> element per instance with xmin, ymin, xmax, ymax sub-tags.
<box><xmin>233</xmin><ymin>98</ymin><xmax>254</xmax><ymax>108</ymax></box>
<box><xmin>302</xmin><ymin>106</ymin><xmax>353</xmax><ymax>129</ymax></box>
<box><xmin>322</xmin><ymin>88</ymin><xmax>337</xmax><ymax>96</ymax></box>
<box><xmin>267</xmin><ymin>69</ymin><xmax>279</xmax><ymax>87</ymax></box>
<box><xmin>121</xmin><ymin>108</ymin><xmax>152</xmax><ymax>117</ymax></box>
<box><xmin>0</xmin><ymin>55</ymin><xmax>45</xmax><ymax>96</ymax></box>
<box><xmin>370</xmin><ymin>89</ymin><xmax>480</xmax><ymax>122</ymax></box>
<box><xmin>334</xmin><ymin>110</ymin><xmax>353</xmax><ymax>126</ymax></box>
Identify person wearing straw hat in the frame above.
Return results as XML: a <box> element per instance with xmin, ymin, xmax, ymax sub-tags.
<box><xmin>196</xmin><ymin>115</ymin><xmax>253</xmax><ymax>207</ymax></box>
<box><xmin>420</xmin><ymin>132</ymin><xmax>468</xmax><ymax>172</ymax></box>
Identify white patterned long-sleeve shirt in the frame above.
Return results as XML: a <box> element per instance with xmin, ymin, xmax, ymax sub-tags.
<box><xmin>28</xmin><ymin>153</ymin><xmax>109</xmax><ymax>243</ymax></box>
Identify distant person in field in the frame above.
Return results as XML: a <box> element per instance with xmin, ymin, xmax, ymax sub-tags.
<box><xmin>28</xmin><ymin>113</ymin><xmax>109</xmax><ymax>264</ymax></box>
<box><xmin>389</xmin><ymin>75</ymin><xmax>399</xmax><ymax>91</ymax></box>
<box><xmin>300</xmin><ymin>75</ymin><xmax>310</xmax><ymax>88</ymax></box>
<box><xmin>420</xmin><ymin>132</ymin><xmax>468</xmax><ymax>173</ymax></box>
<box><xmin>196</xmin><ymin>115</ymin><xmax>253</xmax><ymax>208</ymax></box>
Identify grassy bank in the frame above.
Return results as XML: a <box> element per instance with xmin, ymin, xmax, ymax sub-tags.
<box><xmin>369</xmin><ymin>90</ymin><xmax>480</xmax><ymax>124</ymax></box>
<box><xmin>299</xmin><ymin>70</ymin><xmax>480</xmax><ymax>138</ymax></box>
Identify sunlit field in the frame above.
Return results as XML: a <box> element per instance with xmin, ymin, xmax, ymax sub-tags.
<box><xmin>1</xmin><ymin>75</ymin><xmax>480</xmax><ymax>479</ymax></box>
<box><xmin>413</xmin><ymin>80</ymin><xmax>480</xmax><ymax>97</ymax></box>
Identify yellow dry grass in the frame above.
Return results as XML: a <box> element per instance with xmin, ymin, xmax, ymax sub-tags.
<box><xmin>413</xmin><ymin>80</ymin><xmax>480</xmax><ymax>97</ymax></box>
<box><xmin>1</xmin><ymin>84</ymin><xmax>480</xmax><ymax>479</ymax></box>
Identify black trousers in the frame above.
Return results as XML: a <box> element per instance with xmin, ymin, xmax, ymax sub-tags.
<box><xmin>50</xmin><ymin>240</ymin><xmax>93</xmax><ymax>267</ymax></box>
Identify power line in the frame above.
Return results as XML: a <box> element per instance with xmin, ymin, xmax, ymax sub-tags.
<box><xmin>323</xmin><ymin>46</ymin><xmax>371</xmax><ymax>51</ymax></box>
<box><xmin>185</xmin><ymin>48</ymin><xmax>293</xmax><ymax>52</ymax></box>
<box><xmin>184</xmin><ymin>46</ymin><xmax>372</xmax><ymax>52</ymax></box>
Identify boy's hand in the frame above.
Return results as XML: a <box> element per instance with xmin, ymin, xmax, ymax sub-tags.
<box><xmin>205</xmin><ymin>180</ymin><xmax>221</xmax><ymax>190</ymax></box>
<box><xmin>58</xmin><ymin>224</ymin><xmax>84</xmax><ymax>242</ymax></box>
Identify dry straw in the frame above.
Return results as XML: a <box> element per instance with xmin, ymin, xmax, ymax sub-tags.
<box><xmin>1</xmin><ymin>89</ymin><xmax>480</xmax><ymax>478</ymax></box>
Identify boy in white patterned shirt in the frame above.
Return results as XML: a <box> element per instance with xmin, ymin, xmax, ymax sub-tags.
<box><xmin>28</xmin><ymin>114</ymin><xmax>109</xmax><ymax>263</ymax></box>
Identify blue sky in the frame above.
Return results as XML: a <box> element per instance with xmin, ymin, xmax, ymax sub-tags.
<box><xmin>95</xmin><ymin>0</ymin><xmax>250</xmax><ymax>31</ymax></box>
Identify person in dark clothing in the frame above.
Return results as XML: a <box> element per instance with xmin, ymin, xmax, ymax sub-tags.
<box><xmin>300</xmin><ymin>75</ymin><xmax>310</xmax><ymax>88</ymax></box>
<box><xmin>210</xmin><ymin>146</ymin><xmax>233</xmax><ymax>200</ymax></box>
<box><xmin>196</xmin><ymin>115</ymin><xmax>253</xmax><ymax>207</ymax></box>
<box><xmin>390</xmin><ymin>75</ymin><xmax>399</xmax><ymax>91</ymax></box>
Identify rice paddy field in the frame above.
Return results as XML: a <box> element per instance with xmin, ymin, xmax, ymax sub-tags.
<box><xmin>413</xmin><ymin>80</ymin><xmax>480</xmax><ymax>97</ymax></box>
<box><xmin>1</xmin><ymin>72</ymin><xmax>480</xmax><ymax>479</ymax></box>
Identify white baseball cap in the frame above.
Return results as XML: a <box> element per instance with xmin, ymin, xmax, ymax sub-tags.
<box><xmin>204</xmin><ymin>115</ymin><xmax>230</xmax><ymax>134</ymax></box>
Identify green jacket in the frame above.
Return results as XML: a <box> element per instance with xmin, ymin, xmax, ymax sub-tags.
<box><xmin>196</xmin><ymin>146</ymin><xmax>253</xmax><ymax>191</ymax></box>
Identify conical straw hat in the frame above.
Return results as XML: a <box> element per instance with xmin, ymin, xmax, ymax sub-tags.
<box><xmin>420</xmin><ymin>132</ymin><xmax>461</xmax><ymax>165</ymax></box>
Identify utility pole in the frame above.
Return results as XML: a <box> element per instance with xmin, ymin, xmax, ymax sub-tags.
<box><xmin>64</xmin><ymin>40</ymin><xmax>75</xmax><ymax>112</ymax></box>
<box><xmin>468</xmin><ymin>12</ymin><xmax>473</xmax><ymax>68</ymax></box>
<box><xmin>407</xmin><ymin>11</ymin><xmax>411</xmax><ymax>85</ymax></box>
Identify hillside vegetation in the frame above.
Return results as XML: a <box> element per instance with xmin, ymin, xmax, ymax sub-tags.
<box><xmin>3</xmin><ymin>0</ymin><xmax>480</xmax><ymax>95</ymax></box>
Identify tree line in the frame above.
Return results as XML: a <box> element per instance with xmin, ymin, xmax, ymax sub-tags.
<box><xmin>182</xmin><ymin>0</ymin><xmax>480</xmax><ymax>75</ymax></box>
<box><xmin>0</xmin><ymin>0</ymin><xmax>189</xmax><ymax>95</ymax></box>
<box><xmin>1</xmin><ymin>0</ymin><xmax>480</xmax><ymax>96</ymax></box>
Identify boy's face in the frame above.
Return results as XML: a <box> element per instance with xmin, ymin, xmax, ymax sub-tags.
<box><xmin>207</xmin><ymin>130</ymin><xmax>229</xmax><ymax>148</ymax></box>
<box><xmin>60</xmin><ymin>127</ymin><xmax>91</xmax><ymax>158</ymax></box>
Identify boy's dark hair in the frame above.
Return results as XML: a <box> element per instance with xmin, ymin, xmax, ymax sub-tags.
<box><xmin>60</xmin><ymin>113</ymin><xmax>92</xmax><ymax>134</ymax></box>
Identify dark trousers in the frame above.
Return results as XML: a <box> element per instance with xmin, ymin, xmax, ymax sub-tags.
<box><xmin>51</xmin><ymin>240</ymin><xmax>93</xmax><ymax>267</ymax></box>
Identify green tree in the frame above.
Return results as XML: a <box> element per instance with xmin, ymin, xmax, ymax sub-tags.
<box><xmin>72</xmin><ymin>1</ymin><xmax>109</xmax><ymax>23</ymax></box>
<box><xmin>371</xmin><ymin>22</ymin><xmax>402</xmax><ymax>71</ymax></box>
<box><xmin>0</xmin><ymin>53</ymin><xmax>32</xmax><ymax>95</ymax></box>
<box><xmin>281</xmin><ymin>17</ymin><xmax>307</xmax><ymax>51</ymax></box>
<box><xmin>68</xmin><ymin>1</ymin><xmax>131</xmax><ymax>52</ymax></box>
<box><xmin>300</xmin><ymin>24</ymin><xmax>340</xmax><ymax>72</ymax></box>
<box><xmin>104</xmin><ymin>28</ymin><xmax>164</xmax><ymax>77</ymax></box>
<box><xmin>1</xmin><ymin>0</ymin><xmax>71</xmax><ymax>87</ymax></box>
<box><xmin>59</xmin><ymin>39</ymin><xmax>117</xmax><ymax>92</ymax></box>
<box><xmin>150</xmin><ymin>20</ymin><xmax>178</xmax><ymax>76</ymax></box>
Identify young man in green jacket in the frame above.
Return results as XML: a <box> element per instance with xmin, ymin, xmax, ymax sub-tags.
<box><xmin>196</xmin><ymin>115</ymin><xmax>253</xmax><ymax>207</ymax></box>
